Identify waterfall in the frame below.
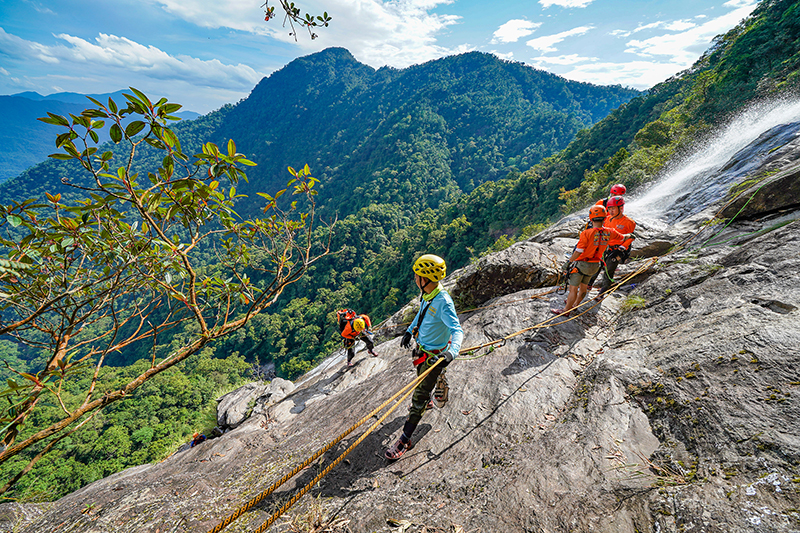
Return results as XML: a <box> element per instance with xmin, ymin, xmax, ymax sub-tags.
<box><xmin>626</xmin><ymin>98</ymin><xmax>800</xmax><ymax>223</ymax></box>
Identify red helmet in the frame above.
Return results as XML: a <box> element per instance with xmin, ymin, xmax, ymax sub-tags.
<box><xmin>589</xmin><ymin>205</ymin><xmax>607</xmax><ymax>221</ymax></box>
<box><xmin>607</xmin><ymin>195</ymin><xmax>625</xmax><ymax>208</ymax></box>
<box><xmin>609</xmin><ymin>184</ymin><xmax>626</xmax><ymax>196</ymax></box>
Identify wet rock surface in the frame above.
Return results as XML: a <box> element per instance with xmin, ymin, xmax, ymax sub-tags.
<box><xmin>4</xmin><ymin>161</ymin><xmax>800</xmax><ymax>533</ymax></box>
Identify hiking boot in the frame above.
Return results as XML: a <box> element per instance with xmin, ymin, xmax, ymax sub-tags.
<box><xmin>433</xmin><ymin>374</ymin><xmax>449</xmax><ymax>408</ymax></box>
<box><xmin>385</xmin><ymin>438</ymin><xmax>414</xmax><ymax>460</ymax></box>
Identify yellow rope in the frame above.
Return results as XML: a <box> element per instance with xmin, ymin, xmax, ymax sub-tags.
<box><xmin>206</xmin><ymin>359</ymin><xmax>443</xmax><ymax>533</ymax></box>
<box><xmin>250</xmin><ymin>359</ymin><xmax>443</xmax><ymax>533</ymax></box>
<box><xmin>455</xmin><ymin>257</ymin><xmax>657</xmax><ymax>359</ymax></box>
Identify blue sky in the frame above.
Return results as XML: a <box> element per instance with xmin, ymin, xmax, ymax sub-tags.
<box><xmin>0</xmin><ymin>0</ymin><xmax>758</xmax><ymax>114</ymax></box>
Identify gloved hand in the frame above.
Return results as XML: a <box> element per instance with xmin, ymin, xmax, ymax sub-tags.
<box><xmin>430</xmin><ymin>351</ymin><xmax>454</xmax><ymax>367</ymax></box>
<box><xmin>400</xmin><ymin>331</ymin><xmax>412</xmax><ymax>349</ymax></box>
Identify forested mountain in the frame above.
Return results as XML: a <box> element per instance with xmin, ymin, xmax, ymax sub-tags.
<box><xmin>1</xmin><ymin>49</ymin><xmax>638</xmax><ymax>214</ymax></box>
<box><xmin>0</xmin><ymin>49</ymin><xmax>639</xmax><ymax>374</ymax></box>
<box><xmin>0</xmin><ymin>91</ymin><xmax>199</xmax><ymax>182</ymax></box>
<box><xmin>1</xmin><ymin>0</ymin><xmax>798</xmax><ymax>504</ymax></box>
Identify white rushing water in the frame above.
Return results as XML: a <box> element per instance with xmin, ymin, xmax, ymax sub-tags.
<box><xmin>626</xmin><ymin>98</ymin><xmax>800</xmax><ymax>222</ymax></box>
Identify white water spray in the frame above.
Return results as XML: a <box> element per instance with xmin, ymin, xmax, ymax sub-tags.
<box><xmin>626</xmin><ymin>98</ymin><xmax>800</xmax><ymax>222</ymax></box>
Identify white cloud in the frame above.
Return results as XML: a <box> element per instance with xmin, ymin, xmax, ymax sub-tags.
<box><xmin>526</xmin><ymin>26</ymin><xmax>593</xmax><ymax>53</ymax></box>
<box><xmin>0</xmin><ymin>29</ymin><xmax>262</xmax><ymax>89</ymax></box>
<box><xmin>532</xmin><ymin>54</ymin><xmax>597</xmax><ymax>66</ymax></box>
<box><xmin>724</xmin><ymin>0</ymin><xmax>755</xmax><ymax>7</ymax></box>
<box><xmin>632</xmin><ymin>19</ymin><xmax>696</xmax><ymax>34</ymax></box>
<box><xmin>490</xmin><ymin>50</ymin><xmax>515</xmax><ymax>61</ymax></box>
<box><xmin>0</xmin><ymin>67</ymin><xmax>9</xmax><ymax>76</ymax></box>
<box><xmin>561</xmin><ymin>60</ymin><xmax>684</xmax><ymax>89</ymax></box>
<box><xmin>633</xmin><ymin>21</ymin><xmax>666</xmax><ymax>33</ymax></box>
<box><xmin>146</xmin><ymin>0</ymin><xmax>466</xmax><ymax>69</ymax></box>
<box><xmin>22</xmin><ymin>0</ymin><xmax>55</xmax><ymax>15</ymax></box>
<box><xmin>492</xmin><ymin>20</ymin><xmax>541</xmax><ymax>44</ymax></box>
<box><xmin>665</xmin><ymin>20</ymin><xmax>696</xmax><ymax>31</ymax></box>
<box><xmin>625</xmin><ymin>2</ymin><xmax>757</xmax><ymax>64</ymax></box>
<box><xmin>610</xmin><ymin>29</ymin><xmax>631</xmax><ymax>38</ymax></box>
<box><xmin>539</xmin><ymin>0</ymin><xmax>594</xmax><ymax>7</ymax></box>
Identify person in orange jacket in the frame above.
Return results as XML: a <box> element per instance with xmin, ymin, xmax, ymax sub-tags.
<box><xmin>337</xmin><ymin>309</ymin><xmax>377</xmax><ymax>367</ymax></box>
<box><xmin>596</xmin><ymin>183</ymin><xmax>626</xmax><ymax>208</ymax></box>
<box><xmin>583</xmin><ymin>183</ymin><xmax>627</xmax><ymax>231</ymax></box>
<box><xmin>553</xmin><ymin>205</ymin><xmax>634</xmax><ymax>316</ymax></box>
<box><xmin>595</xmin><ymin>195</ymin><xmax>636</xmax><ymax>296</ymax></box>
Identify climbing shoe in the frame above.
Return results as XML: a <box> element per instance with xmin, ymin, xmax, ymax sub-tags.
<box><xmin>551</xmin><ymin>308</ymin><xmax>568</xmax><ymax>317</ymax></box>
<box><xmin>433</xmin><ymin>374</ymin><xmax>449</xmax><ymax>408</ymax></box>
<box><xmin>385</xmin><ymin>438</ymin><xmax>414</xmax><ymax>460</ymax></box>
<box><xmin>347</xmin><ymin>360</ymin><xmax>354</xmax><ymax>367</ymax></box>
<box><xmin>369</xmin><ymin>349</ymin><xmax>378</xmax><ymax>357</ymax></box>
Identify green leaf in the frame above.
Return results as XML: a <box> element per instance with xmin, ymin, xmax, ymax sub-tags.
<box><xmin>128</xmin><ymin>87</ymin><xmax>152</xmax><ymax>107</ymax></box>
<box><xmin>227</xmin><ymin>139</ymin><xmax>236</xmax><ymax>157</ymax></box>
<box><xmin>48</xmin><ymin>153</ymin><xmax>73</xmax><ymax>160</ymax></box>
<box><xmin>125</xmin><ymin>121</ymin><xmax>146</xmax><ymax>137</ymax></box>
<box><xmin>108</xmin><ymin>98</ymin><xmax>118</xmax><ymax>114</ymax></box>
<box><xmin>162</xmin><ymin>103</ymin><xmax>182</xmax><ymax>114</ymax></box>
<box><xmin>6</xmin><ymin>215</ymin><xmax>22</xmax><ymax>227</ymax></box>
<box><xmin>110</xmin><ymin>124</ymin><xmax>122</xmax><ymax>143</ymax></box>
<box><xmin>89</xmin><ymin>130</ymin><xmax>99</xmax><ymax>143</ymax></box>
<box><xmin>82</xmin><ymin>109</ymin><xmax>108</xmax><ymax>118</ymax></box>
<box><xmin>38</xmin><ymin>113</ymin><xmax>69</xmax><ymax>127</ymax></box>
<box><xmin>55</xmin><ymin>132</ymin><xmax>72</xmax><ymax>148</ymax></box>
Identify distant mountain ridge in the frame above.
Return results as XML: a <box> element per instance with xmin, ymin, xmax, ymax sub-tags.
<box><xmin>0</xmin><ymin>49</ymin><xmax>640</xmax><ymax>217</ymax></box>
<box><xmin>219</xmin><ymin>48</ymin><xmax>640</xmax><ymax>218</ymax></box>
<box><xmin>0</xmin><ymin>91</ymin><xmax>200</xmax><ymax>182</ymax></box>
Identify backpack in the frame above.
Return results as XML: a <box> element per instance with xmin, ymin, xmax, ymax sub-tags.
<box><xmin>336</xmin><ymin>309</ymin><xmax>356</xmax><ymax>333</ymax></box>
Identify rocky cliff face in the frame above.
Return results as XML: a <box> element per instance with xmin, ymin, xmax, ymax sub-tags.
<box><xmin>2</xmin><ymin>158</ymin><xmax>799</xmax><ymax>532</ymax></box>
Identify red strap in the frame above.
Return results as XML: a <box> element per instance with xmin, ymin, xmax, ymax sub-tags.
<box><xmin>413</xmin><ymin>353</ymin><xmax>427</xmax><ymax>367</ymax></box>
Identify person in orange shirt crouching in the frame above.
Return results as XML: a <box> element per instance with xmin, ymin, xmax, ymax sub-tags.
<box><xmin>553</xmin><ymin>205</ymin><xmax>634</xmax><ymax>317</ymax></box>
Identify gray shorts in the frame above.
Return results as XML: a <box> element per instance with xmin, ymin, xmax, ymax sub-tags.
<box><xmin>568</xmin><ymin>261</ymin><xmax>600</xmax><ymax>287</ymax></box>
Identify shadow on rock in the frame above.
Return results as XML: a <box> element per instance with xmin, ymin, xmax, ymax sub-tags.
<box><xmin>502</xmin><ymin>340</ymin><xmax>554</xmax><ymax>377</ymax></box>
<box><xmin>404</xmin><ymin>358</ymin><xmax>557</xmax><ymax>478</ymax></box>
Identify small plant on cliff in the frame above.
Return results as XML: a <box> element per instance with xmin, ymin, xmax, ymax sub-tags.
<box><xmin>0</xmin><ymin>89</ymin><xmax>332</xmax><ymax>494</ymax></box>
<box><xmin>620</xmin><ymin>295</ymin><xmax>647</xmax><ymax>314</ymax></box>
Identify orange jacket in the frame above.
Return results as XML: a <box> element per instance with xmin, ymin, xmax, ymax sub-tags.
<box><xmin>339</xmin><ymin>314</ymin><xmax>372</xmax><ymax>340</ymax></box>
<box><xmin>574</xmin><ymin>226</ymin><xmax>627</xmax><ymax>263</ymax></box>
<box><xmin>603</xmin><ymin>214</ymin><xmax>636</xmax><ymax>249</ymax></box>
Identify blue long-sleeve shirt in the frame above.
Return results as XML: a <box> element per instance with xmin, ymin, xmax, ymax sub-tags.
<box><xmin>406</xmin><ymin>285</ymin><xmax>463</xmax><ymax>360</ymax></box>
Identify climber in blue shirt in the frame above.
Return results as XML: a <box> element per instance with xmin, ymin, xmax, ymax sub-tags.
<box><xmin>385</xmin><ymin>254</ymin><xmax>463</xmax><ymax>460</ymax></box>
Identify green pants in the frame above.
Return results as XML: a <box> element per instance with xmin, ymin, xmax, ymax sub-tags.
<box><xmin>408</xmin><ymin>354</ymin><xmax>445</xmax><ymax>426</ymax></box>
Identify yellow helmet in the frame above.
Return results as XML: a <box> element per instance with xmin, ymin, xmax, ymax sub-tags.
<box><xmin>413</xmin><ymin>254</ymin><xmax>446</xmax><ymax>282</ymax></box>
<box><xmin>352</xmin><ymin>318</ymin><xmax>366</xmax><ymax>332</ymax></box>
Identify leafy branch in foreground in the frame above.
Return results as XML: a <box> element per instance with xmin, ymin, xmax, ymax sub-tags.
<box><xmin>262</xmin><ymin>0</ymin><xmax>331</xmax><ymax>40</ymax></box>
<box><xmin>0</xmin><ymin>88</ymin><xmax>332</xmax><ymax>493</ymax></box>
